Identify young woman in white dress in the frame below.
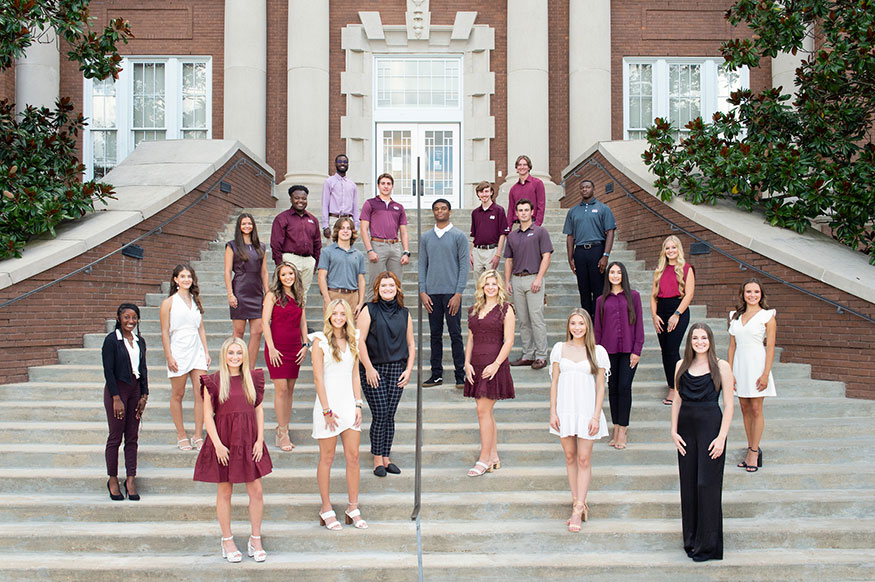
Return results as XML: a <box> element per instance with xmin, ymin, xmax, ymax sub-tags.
<box><xmin>727</xmin><ymin>278</ymin><xmax>776</xmax><ymax>472</ymax></box>
<box><xmin>549</xmin><ymin>308</ymin><xmax>609</xmax><ymax>532</ymax></box>
<box><xmin>311</xmin><ymin>299</ymin><xmax>367</xmax><ymax>530</ymax></box>
<box><xmin>160</xmin><ymin>264</ymin><xmax>211</xmax><ymax>450</ymax></box>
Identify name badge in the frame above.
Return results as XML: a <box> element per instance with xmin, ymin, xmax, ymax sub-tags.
<box><xmin>592</xmin><ymin>209</ymin><xmax>598</xmax><ymax>213</ymax></box>
<box><xmin>308</xmin><ymin>218</ymin><xmax>314</xmax><ymax>223</ymax></box>
<box><xmin>489</xmin><ymin>215</ymin><xmax>495</xmax><ymax>220</ymax></box>
<box><xmin>527</xmin><ymin>232</ymin><xmax>534</xmax><ymax>237</ymax></box>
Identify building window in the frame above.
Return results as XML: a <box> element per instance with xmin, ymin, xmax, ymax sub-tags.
<box><xmin>83</xmin><ymin>57</ymin><xmax>212</xmax><ymax>179</ymax></box>
<box><xmin>375</xmin><ymin>57</ymin><xmax>461</xmax><ymax>110</ymax></box>
<box><xmin>623</xmin><ymin>58</ymin><xmax>748</xmax><ymax>140</ymax></box>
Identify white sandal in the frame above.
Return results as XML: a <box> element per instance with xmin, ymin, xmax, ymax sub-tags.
<box><xmin>467</xmin><ymin>460</ymin><xmax>492</xmax><ymax>477</ymax></box>
<box><xmin>221</xmin><ymin>536</ymin><xmax>242</xmax><ymax>563</ymax></box>
<box><xmin>345</xmin><ymin>507</ymin><xmax>368</xmax><ymax>529</ymax></box>
<box><xmin>177</xmin><ymin>438</ymin><xmax>193</xmax><ymax>451</ymax></box>
<box><xmin>247</xmin><ymin>535</ymin><xmax>266</xmax><ymax>562</ymax></box>
<box><xmin>319</xmin><ymin>509</ymin><xmax>342</xmax><ymax>531</ymax></box>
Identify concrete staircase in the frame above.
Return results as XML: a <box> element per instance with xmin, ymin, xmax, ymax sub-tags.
<box><xmin>1</xmin><ymin>206</ymin><xmax>874</xmax><ymax>580</ymax></box>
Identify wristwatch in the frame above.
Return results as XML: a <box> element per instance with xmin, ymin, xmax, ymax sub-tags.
<box><xmin>303</xmin><ymin>341</ymin><xmax>311</xmax><ymax>348</ymax></box>
<box><xmin>603</xmin><ymin>252</ymin><xmax>610</xmax><ymax>257</ymax></box>
<box><xmin>402</xmin><ymin>250</ymin><xmax>411</xmax><ymax>257</ymax></box>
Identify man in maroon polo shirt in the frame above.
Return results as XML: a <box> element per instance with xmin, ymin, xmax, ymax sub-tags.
<box><xmin>360</xmin><ymin>173</ymin><xmax>410</xmax><ymax>300</ymax></box>
<box><xmin>507</xmin><ymin>154</ymin><xmax>546</xmax><ymax>226</ymax></box>
<box><xmin>270</xmin><ymin>185</ymin><xmax>322</xmax><ymax>301</ymax></box>
<box><xmin>470</xmin><ymin>180</ymin><xmax>509</xmax><ymax>282</ymax></box>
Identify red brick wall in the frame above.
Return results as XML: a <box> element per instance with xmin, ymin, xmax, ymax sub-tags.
<box><xmin>0</xmin><ymin>151</ymin><xmax>275</xmax><ymax>385</ymax></box>
<box><xmin>548</xmin><ymin>1</ymin><xmax>570</xmax><ymax>184</ymax></box>
<box><xmin>266</xmin><ymin>0</ymin><xmax>289</xmax><ymax>180</ymax></box>
<box><xmin>610</xmin><ymin>0</ymin><xmax>772</xmax><ymax>140</ymax></box>
<box><xmin>0</xmin><ymin>69</ymin><xmax>13</xmax><ymax>103</ymax></box>
<box><xmin>562</xmin><ymin>152</ymin><xmax>875</xmax><ymax>400</ymax></box>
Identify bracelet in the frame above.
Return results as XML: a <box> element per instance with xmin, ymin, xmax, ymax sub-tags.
<box><xmin>355</xmin><ymin>404</ymin><xmax>362</xmax><ymax>409</ymax></box>
<box><xmin>322</xmin><ymin>408</ymin><xmax>332</xmax><ymax>416</ymax></box>
<box><xmin>355</xmin><ymin>399</ymin><xmax>363</xmax><ymax>405</ymax></box>
<box><xmin>367</xmin><ymin>249</ymin><xmax>375</xmax><ymax>254</ymax></box>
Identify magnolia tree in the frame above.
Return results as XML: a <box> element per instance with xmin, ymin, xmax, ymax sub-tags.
<box><xmin>0</xmin><ymin>1</ymin><xmax>132</xmax><ymax>259</ymax></box>
<box><xmin>643</xmin><ymin>0</ymin><xmax>875</xmax><ymax>263</ymax></box>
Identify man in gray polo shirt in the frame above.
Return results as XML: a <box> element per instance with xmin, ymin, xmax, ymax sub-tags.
<box><xmin>419</xmin><ymin>198</ymin><xmax>470</xmax><ymax>388</ymax></box>
<box><xmin>504</xmin><ymin>198</ymin><xmax>553</xmax><ymax>370</ymax></box>
<box><xmin>317</xmin><ymin>216</ymin><xmax>367</xmax><ymax>316</ymax></box>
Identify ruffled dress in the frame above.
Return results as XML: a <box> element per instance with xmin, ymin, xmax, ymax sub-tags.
<box><xmin>464</xmin><ymin>303</ymin><xmax>515</xmax><ymax>400</ymax></box>
<box><xmin>548</xmin><ymin>342</ymin><xmax>610</xmax><ymax>439</ymax></box>
<box><xmin>309</xmin><ymin>331</ymin><xmax>361</xmax><ymax>439</ymax></box>
<box><xmin>728</xmin><ymin>309</ymin><xmax>777</xmax><ymax>398</ymax></box>
<box><xmin>193</xmin><ymin>369</ymin><xmax>273</xmax><ymax>483</ymax></box>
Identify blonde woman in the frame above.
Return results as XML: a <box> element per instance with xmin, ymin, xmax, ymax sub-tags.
<box><xmin>650</xmin><ymin>235</ymin><xmax>696</xmax><ymax>405</ymax></box>
<box><xmin>194</xmin><ymin>337</ymin><xmax>271</xmax><ymax>562</ymax></box>
<box><xmin>310</xmin><ymin>299</ymin><xmax>367</xmax><ymax>530</ymax></box>
<box><xmin>463</xmin><ymin>270</ymin><xmax>515</xmax><ymax>476</ymax></box>
<box><xmin>262</xmin><ymin>262</ymin><xmax>309</xmax><ymax>452</ymax></box>
<box><xmin>549</xmin><ymin>309</ymin><xmax>609</xmax><ymax>532</ymax></box>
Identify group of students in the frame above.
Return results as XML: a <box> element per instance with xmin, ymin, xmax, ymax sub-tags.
<box><xmin>100</xmin><ymin>163</ymin><xmax>778</xmax><ymax>563</ymax></box>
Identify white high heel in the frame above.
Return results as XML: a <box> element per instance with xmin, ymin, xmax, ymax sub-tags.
<box><xmin>319</xmin><ymin>509</ymin><xmax>342</xmax><ymax>531</ymax></box>
<box><xmin>247</xmin><ymin>535</ymin><xmax>266</xmax><ymax>562</ymax></box>
<box><xmin>345</xmin><ymin>507</ymin><xmax>368</xmax><ymax>529</ymax></box>
<box><xmin>221</xmin><ymin>536</ymin><xmax>242</xmax><ymax>563</ymax></box>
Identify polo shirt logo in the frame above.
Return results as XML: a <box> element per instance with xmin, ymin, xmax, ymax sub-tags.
<box><xmin>592</xmin><ymin>209</ymin><xmax>598</xmax><ymax>213</ymax></box>
<box><xmin>489</xmin><ymin>215</ymin><xmax>495</xmax><ymax>220</ymax></box>
<box><xmin>527</xmin><ymin>232</ymin><xmax>534</xmax><ymax>237</ymax></box>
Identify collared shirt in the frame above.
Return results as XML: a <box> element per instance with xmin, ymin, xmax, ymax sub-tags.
<box><xmin>317</xmin><ymin>243</ymin><xmax>367</xmax><ymax>290</ymax></box>
<box><xmin>470</xmin><ymin>202</ymin><xmax>509</xmax><ymax>246</ymax></box>
<box><xmin>508</xmin><ymin>175</ymin><xmax>546</xmax><ymax>225</ymax></box>
<box><xmin>562</xmin><ymin>197</ymin><xmax>617</xmax><ymax>246</ymax></box>
<box><xmin>504</xmin><ymin>223</ymin><xmax>554</xmax><ymax>275</ymax></box>
<box><xmin>360</xmin><ymin>196</ymin><xmax>408</xmax><ymax>239</ymax></box>
<box><xmin>270</xmin><ymin>209</ymin><xmax>322</xmax><ymax>265</ymax></box>
<box><xmin>116</xmin><ymin>328</ymin><xmax>141</xmax><ymax>379</ymax></box>
<box><xmin>433</xmin><ymin>222</ymin><xmax>453</xmax><ymax>239</ymax></box>
<box><xmin>594</xmin><ymin>290</ymin><xmax>645</xmax><ymax>356</ymax></box>
<box><xmin>321</xmin><ymin>173</ymin><xmax>360</xmax><ymax>229</ymax></box>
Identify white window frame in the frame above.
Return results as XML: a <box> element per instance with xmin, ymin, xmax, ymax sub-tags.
<box><xmin>83</xmin><ymin>56</ymin><xmax>212</xmax><ymax>180</ymax></box>
<box><xmin>622</xmin><ymin>57</ymin><xmax>749</xmax><ymax>140</ymax></box>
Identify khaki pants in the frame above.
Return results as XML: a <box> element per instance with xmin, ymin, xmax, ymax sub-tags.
<box><xmin>366</xmin><ymin>241</ymin><xmax>403</xmax><ymax>301</ymax></box>
<box><xmin>511</xmin><ymin>274</ymin><xmax>547</xmax><ymax>360</ymax></box>
<box><xmin>471</xmin><ymin>246</ymin><xmax>501</xmax><ymax>282</ymax></box>
<box><xmin>325</xmin><ymin>288</ymin><xmax>360</xmax><ymax>312</ymax></box>
<box><xmin>282</xmin><ymin>253</ymin><xmax>316</xmax><ymax>303</ymax></box>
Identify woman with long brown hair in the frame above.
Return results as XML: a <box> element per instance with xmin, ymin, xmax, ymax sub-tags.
<box><xmin>224</xmin><ymin>213</ymin><xmax>269</xmax><ymax>367</ymax></box>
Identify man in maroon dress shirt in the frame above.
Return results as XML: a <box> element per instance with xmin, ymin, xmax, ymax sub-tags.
<box><xmin>270</xmin><ymin>185</ymin><xmax>322</xmax><ymax>301</ymax></box>
<box><xmin>507</xmin><ymin>155</ymin><xmax>546</xmax><ymax>226</ymax></box>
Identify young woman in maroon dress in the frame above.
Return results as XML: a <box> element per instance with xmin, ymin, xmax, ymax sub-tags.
<box><xmin>262</xmin><ymin>262</ymin><xmax>309</xmax><ymax>451</ymax></box>
<box><xmin>224</xmin><ymin>213</ymin><xmax>269</xmax><ymax>368</ymax></box>
<box><xmin>463</xmin><ymin>269</ymin><xmax>515</xmax><ymax>476</ymax></box>
<box><xmin>194</xmin><ymin>337</ymin><xmax>272</xmax><ymax>562</ymax></box>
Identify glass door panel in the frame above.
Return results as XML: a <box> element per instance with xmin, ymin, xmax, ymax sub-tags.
<box><xmin>376</xmin><ymin>123</ymin><xmax>459</xmax><ymax>208</ymax></box>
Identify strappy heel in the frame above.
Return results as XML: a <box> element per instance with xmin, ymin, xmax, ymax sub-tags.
<box><xmin>319</xmin><ymin>509</ymin><xmax>342</xmax><ymax>531</ymax></box>
<box><xmin>221</xmin><ymin>536</ymin><xmax>242</xmax><ymax>563</ymax></box>
<box><xmin>568</xmin><ymin>501</ymin><xmax>585</xmax><ymax>532</ymax></box>
<box><xmin>247</xmin><ymin>535</ymin><xmax>266</xmax><ymax>562</ymax></box>
<box><xmin>467</xmin><ymin>461</ymin><xmax>492</xmax><ymax>477</ymax></box>
<box><xmin>177</xmin><ymin>437</ymin><xmax>193</xmax><ymax>451</ymax></box>
<box><xmin>345</xmin><ymin>506</ymin><xmax>368</xmax><ymax>529</ymax></box>
<box><xmin>275</xmin><ymin>426</ymin><xmax>294</xmax><ymax>452</ymax></box>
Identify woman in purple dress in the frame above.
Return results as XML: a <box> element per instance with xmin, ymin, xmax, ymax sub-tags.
<box><xmin>224</xmin><ymin>213</ymin><xmax>269</xmax><ymax>368</ymax></box>
<box><xmin>463</xmin><ymin>269</ymin><xmax>515</xmax><ymax>476</ymax></box>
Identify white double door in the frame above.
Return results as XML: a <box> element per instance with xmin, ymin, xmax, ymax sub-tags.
<box><xmin>376</xmin><ymin>123</ymin><xmax>460</xmax><ymax>209</ymax></box>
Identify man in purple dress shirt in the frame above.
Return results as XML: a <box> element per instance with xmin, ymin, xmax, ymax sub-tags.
<box><xmin>507</xmin><ymin>155</ymin><xmax>546</xmax><ymax>226</ymax></box>
<box><xmin>270</xmin><ymin>185</ymin><xmax>322</xmax><ymax>301</ymax></box>
<box><xmin>321</xmin><ymin>154</ymin><xmax>359</xmax><ymax>239</ymax></box>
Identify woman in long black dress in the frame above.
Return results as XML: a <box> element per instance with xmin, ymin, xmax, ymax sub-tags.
<box><xmin>670</xmin><ymin>323</ymin><xmax>734</xmax><ymax>561</ymax></box>
<box><xmin>224</xmin><ymin>213</ymin><xmax>269</xmax><ymax>368</ymax></box>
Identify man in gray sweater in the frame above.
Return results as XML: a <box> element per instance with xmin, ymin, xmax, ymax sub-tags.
<box><xmin>419</xmin><ymin>198</ymin><xmax>470</xmax><ymax>388</ymax></box>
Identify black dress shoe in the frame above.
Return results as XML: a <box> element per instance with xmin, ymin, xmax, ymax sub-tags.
<box><xmin>385</xmin><ymin>463</ymin><xmax>401</xmax><ymax>474</ymax></box>
<box><xmin>373</xmin><ymin>466</ymin><xmax>387</xmax><ymax>477</ymax></box>
<box><xmin>107</xmin><ymin>479</ymin><xmax>124</xmax><ymax>501</ymax></box>
<box><xmin>123</xmin><ymin>481</ymin><xmax>140</xmax><ymax>501</ymax></box>
<box><xmin>423</xmin><ymin>376</ymin><xmax>443</xmax><ymax>387</ymax></box>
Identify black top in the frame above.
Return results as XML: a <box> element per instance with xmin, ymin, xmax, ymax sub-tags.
<box><xmin>101</xmin><ymin>330</ymin><xmax>149</xmax><ymax>397</ymax></box>
<box><xmin>364</xmin><ymin>299</ymin><xmax>409</xmax><ymax>364</ymax></box>
<box><xmin>678</xmin><ymin>370</ymin><xmax>719</xmax><ymax>403</ymax></box>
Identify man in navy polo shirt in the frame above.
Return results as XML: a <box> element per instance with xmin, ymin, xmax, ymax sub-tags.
<box><xmin>563</xmin><ymin>179</ymin><xmax>616</xmax><ymax>317</ymax></box>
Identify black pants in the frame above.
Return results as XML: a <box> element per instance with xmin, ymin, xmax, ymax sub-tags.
<box><xmin>573</xmin><ymin>243</ymin><xmax>605</xmax><ymax>318</ymax></box>
<box><xmin>677</xmin><ymin>401</ymin><xmax>725</xmax><ymax>561</ymax></box>
<box><xmin>427</xmin><ymin>293</ymin><xmax>465</xmax><ymax>384</ymax></box>
<box><xmin>104</xmin><ymin>380</ymin><xmax>141</xmax><ymax>477</ymax></box>
<box><xmin>656</xmin><ymin>296</ymin><xmax>690</xmax><ymax>388</ymax></box>
<box><xmin>607</xmin><ymin>352</ymin><xmax>636</xmax><ymax>426</ymax></box>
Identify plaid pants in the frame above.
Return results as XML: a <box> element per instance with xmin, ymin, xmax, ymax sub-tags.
<box><xmin>359</xmin><ymin>359</ymin><xmax>407</xmax><ymax>457</ymax></box>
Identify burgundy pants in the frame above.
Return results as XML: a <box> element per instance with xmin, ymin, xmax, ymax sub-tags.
<box><xmin>104</xmin><ymin>380</ymin><xmax>141</xmax><ymax>477</ymax></box>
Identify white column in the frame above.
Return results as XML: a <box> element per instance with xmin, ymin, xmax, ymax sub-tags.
<box><xmin>772</xmin><ymin>30</ymin><xmax>814</xmax><ymax>102</ymax></box>
<box><xmin>506</xmin><ymin>0</ymin><xmax>551</xmax><ymax>183</ymax></box>
<box><xmin>569</xmin><ymin>0</ymin><xmax>611</xmax><ymax>160</ymax></box>
<box><xmin>14</xmin><ymin>27</ymin><xmax>60</xmax><ymax>114</ymax></box>
<box><xmin>224</xmin><ymin>0</ymin><xmax>267</xmax><ymax>160</ymax></box>
<box><xmin>285</xmin><ymin>0</ymin><xmax>329</xmax><ymax>187</ymax></box>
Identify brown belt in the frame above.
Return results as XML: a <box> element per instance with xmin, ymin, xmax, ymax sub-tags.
<box><xmin>474</xmin><ymin>244</ymin><xmax>498</xmax><ymax>250</ymax></box>
<box><xmin>513</xmin><ymin>271</ymin><xmax>534</xmax><ymax>277</ymax></box>
<box><xmin>329</xmin><ymin>213</ymin><xmax>352</xmax><ymax>218</ymax></box>
<box><xmin>371</xmin><ymin>237</ymin><xmax>399</xmax><ymax>243</ymax></box>
<box><xmin>328</xmin><ymin>287</ymin><xmax>357</xmax><ymax>293</ymax></box>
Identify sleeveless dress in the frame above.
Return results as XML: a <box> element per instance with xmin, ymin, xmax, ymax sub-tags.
<box><xmin>265</xmin><ymin>294</ymin><xmax>303</xmax><ymax>380</ymax></box>
<box><xmin>193</xmin><ymin>370</ymin><xmax>273</xmax><ymax>483</ymax></box>
<box><xmin>309</xmin><ymin>331</ymin><xmax>361</xmax><ymax>439</ymax></box>
<box><xmin>226</xmin><ymin>240</ymin><xmax>266</xmax><ymax>320</ymax></box>
<box><xmin>463</xmin><ymin>304</ymin><xmax>515</xmax><ymax>400</ymax></box>
<box><xmin>166</xmin><ymin>293</ymin><xmax>208</xmax><ymax>378</ymax></box>
<box><xmin>548</xmin><ymin>342</ymin><xmax>610</xmax><ymax>439</ymax></box>
<box><xmin>728</xmin><ymin>309</ymin><xmax>777</xmax><ymax>398</ymax></box>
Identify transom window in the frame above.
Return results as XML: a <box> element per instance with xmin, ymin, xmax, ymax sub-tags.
<box><xmin>375</xmin><ymin>57</ymin><xmax>461</xmax><ymax>109</ymax></box>
<box><xmin>83</xmin><ymin>57</ymin><xmax>212</xmax><ymax>179</ymax></box>
<box><xmin>623</xmin><ymin>58</ymin><xmax>748</xmax><ymax>140</ymax></box>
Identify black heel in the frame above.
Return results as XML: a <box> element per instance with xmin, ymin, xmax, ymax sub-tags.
<box><xmin>756</xmin><ymin>448</ymin><xmax>763</xmax><ymax>468</ymax></box>
<box><xmin>107</xmin><ymin>479</ymin><xmax>124</xmax><ymax>501</ymax></box>
<box><xmin>122</xmin><ymin>480</ymin><xmax>140</xmax><ymax>501</ymax></box>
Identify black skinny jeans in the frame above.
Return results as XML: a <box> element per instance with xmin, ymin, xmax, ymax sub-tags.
<box><xmin>607</xmin><ymin>352</ymin><xmax>637</xmax><ymax>426</ymax></box>
<box><xmin>656</xmin><ymin>296</ymin><xmax>690</xmax><ymax>388</ymax></box>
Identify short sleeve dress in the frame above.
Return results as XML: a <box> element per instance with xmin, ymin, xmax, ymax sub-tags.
<box><xmin>193</xmin><ymin>369</ymin><xmax>272</xmax><ymax>483</ymax></box>
<box><xmin>265</xmin><ymin>294</ymin><xmax>303</xmax><ymax>380</ymax></box>
<box><xmin>728</xmin><ymin>309</ymin><xmax>777</xmax><ymax>398</ymax></box>
<box><xmin>310</xmin><ymin>331</ymin><xmax>361</xmax><ymax>439</ymax></box>
<box><xmin>226</xmin><ymin>240</ymin><xmax>266</xmax><ymax>320</ymax></box>
<box><xmin>167</xmin><ymin>293</ymin><xmax>208</xmax><ymax>378</ymax></box>
<box><xmin>463</xmin><ymin>303</ymin><xmax>515</xmax><ymax>400</ymax></box>
<box><xmin>548</xmin><ymin>342</ymin><xmax>610</xmax><ymax>439</ymax></box>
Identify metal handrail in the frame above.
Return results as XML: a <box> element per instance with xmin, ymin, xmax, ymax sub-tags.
<box><xmin>0</xmin><ymin>157</ymin><xmax>271</xmax><ymax>310</ymax></box>
<box><xmin>411</xmin><ymin>158</ymin><xmax>425</xmax><ymax>582</ymax></box>
<box><xmin>584</xmin><ymin>158</ymin><xmax>875</xmax><ymax>324</ymax></box>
